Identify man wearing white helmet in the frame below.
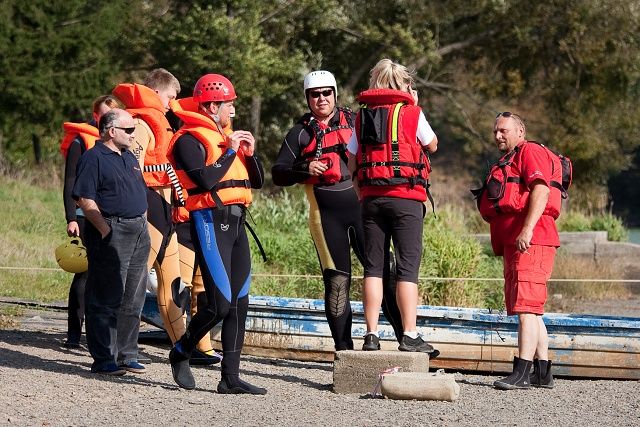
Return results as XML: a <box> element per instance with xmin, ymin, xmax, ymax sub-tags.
<box><xmin>272</xmin><ymin>70</ymin><xmax>404</xmax><ymax>351</ymax></box>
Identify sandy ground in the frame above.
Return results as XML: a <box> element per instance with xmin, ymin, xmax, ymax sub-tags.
<box><xmin>0</xmin><ymin>304</ymin><xmax>638</xmax><ymax>427</ymax></box>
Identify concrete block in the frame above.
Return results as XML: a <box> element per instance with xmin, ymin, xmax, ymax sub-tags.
<box><xmin>333</xmin><ymin>350</ymin><xmax>429</xmax><ymax>394</ymax></box>
<box><xmin>557</xmin><ymin>241</ymin><xmax>595</xmax><ymax>257</ymax></box>
<box><xmin>559</xmin><ymin>231</ymin><xmax>608</xmax><ymax>244</ymax></box>
<box><xmin>381</xmin><ymin>371</ymin><xmax>460</xmax><ymax>401</ymax></box>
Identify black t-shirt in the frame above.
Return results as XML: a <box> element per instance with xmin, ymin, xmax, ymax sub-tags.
<box><xmin>72</xmin><ymin>141</ymin><xmax>148</xmax><ymax>218</ymax></box>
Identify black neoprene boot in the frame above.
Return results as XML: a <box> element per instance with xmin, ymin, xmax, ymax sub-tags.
<box><xmin>169</xmin><ymin>342</ymin><xmax>195</xmax><ymax>390</ymax></box>
<box><xmin>217</xmin><ymin>374</ymin><xmax>267</xmax><ymax>395</ymax></box>
<box><xmin>530</xmin><ymin>359</ymin><xmax>555</xmax><ymax>388</ymax></box>
<box><xmin>494</xmin><ymin>357</ymin><xmax>532</xmax><ymax>390</ymax></box>
<box><xmin>190</xmin><ymin>349</ymin><xmax>223</xmax><ymax>366</ymax></box>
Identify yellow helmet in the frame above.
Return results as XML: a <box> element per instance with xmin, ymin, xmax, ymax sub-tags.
<box><xmin>54</xmin><ymin>237</ymin><xmax>88</xmax><ymax>273</ymax></box>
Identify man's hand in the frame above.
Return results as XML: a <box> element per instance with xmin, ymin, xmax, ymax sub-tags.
<box><xmin>229</xmin><ymin>130</ymin><xmax>255</xmax><ymax>155</ymax></box>
<box><xmin>100</xmin><ymin>226</ymin><xmax>112</xmax><ymax>239</ymax></box>
<box><xmin>308</xmin><ymin>160</ymin><xmax>329</xmax><ymax>176</ymax></box>
<box><xmin>67</xmin><ymin>221</ymin><xmax>80</xmax><ymax>237</ymax></box>
<box><xmin>516</xmin><ymin>182</ymin><xmax>550</xmax><ymax>252</ymax></box>
<box><xmin>515</xmin><ymin>226</ymin><xmax>534</xmax><ymax>253</ymax></box>
<box><xmin>76</xmin><ymin>197</ymin><xmax>111</xmax><ymax>239</ymax></box>
<box><xmin>410</xmin><ymin>87</ymin><xmax>418</xmax><ymax>104</ymax></box>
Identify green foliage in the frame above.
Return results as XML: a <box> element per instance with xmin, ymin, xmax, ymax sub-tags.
<box><xmin>0</xmin><ymin>0</ymin><xmax>145</xmax><ymax>167</ymax></box>
<box><xmin>558</xmin><ymin>211</ymin><xmax>628</xmax><ymax>241</ymax></box>
<box><xmin>247</xmin><ymin>194</ymin><xmax>504</xmax><ymax>308</ymax></box>
<box><xmin>2</xmin><ymin>0</ymin><xmax>640</xmax><ymax>211</ymax></box>
<box><xmin>421</xmin><ymin>207</ymin><xmax>503</xmax><ymax>309</ymax></box>
<box><xmin>247</xmin><ymin>188</ymin><xmax>324</xmax><ymax>298</ymax></box>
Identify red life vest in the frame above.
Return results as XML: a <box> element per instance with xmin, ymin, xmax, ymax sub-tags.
<box><xmin>112</xmin><ymin>83</ymin><xmax>174</xmax><ymax>188</ymax></box>
<box><xmin>299</xmin><ymin>107</ymin><xmax>353</xmax><ymax>185</ymax></box>
<box><xmin>167</xmin><ymin>98</ymin><xmax>252</xmax><ymax>213</ymax></box>
<box><xmin>60</xmin><ymin>123</ymin><xmax>99</xmax><ymax>158</ymax></box>
<box><xmin>355</xmin><ymin>89</ymin><xmax>430</xmax><ymax>202</ymax></box>
<box><xmin>475</xmin><ymin>141</ymin><xmax>564</xmax><ymax>222</ymax></box>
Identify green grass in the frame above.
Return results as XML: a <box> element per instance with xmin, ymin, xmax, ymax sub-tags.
<box><xmin>0</xmin><ymin>176</ymin><xmax>70</xmax><ymax>303</ymax></box>
<box><xmin>0</xmin><ymin>173</ymin><xmax>631</xmax><ymax>310</ymax></box>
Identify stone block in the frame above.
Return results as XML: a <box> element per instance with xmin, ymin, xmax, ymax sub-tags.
<box><xmin>333</xmin><ymin>350</ymin><xmax>429</xmax><ymax>394</ymax></box>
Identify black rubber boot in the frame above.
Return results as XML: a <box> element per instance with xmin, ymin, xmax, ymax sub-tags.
<box><xmin>530</xmin><ymin>359</ymin><xmax>555</xmax><ymax>388</ymax></box>
<box><xmin>494</xmin><ymin>357</ymin><xmax>533</xmax><ymax>390</ymax></box>
<box><xmin>217</xmin><ymin>375</ymin><xmax>267</xmax><ymax>395</ymax></box>
<box><xmin>169</xmin><ymin>343</ymin><xmax>195</xmax><ymax>390</ymax></box>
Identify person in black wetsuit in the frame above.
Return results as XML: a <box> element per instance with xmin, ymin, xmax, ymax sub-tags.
<box><xmin>167</xmin><ymin>74</ymin><xmax>266</xmax><ymax>394</ymax></box>
<box><xmin>271</xmin><ymin>70</ymin><xmax>403</xmax><ymax>351</ymax></box>
<box><xmin>60</xmin><ymin>95</ymin><xmax>119</xmax><ymax>348</ymax></box>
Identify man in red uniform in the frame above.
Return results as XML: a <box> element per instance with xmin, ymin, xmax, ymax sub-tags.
<box><xmin>479</xmin><ymin>112</ymin><xmax>561</xmax><ymax>390</ymax></box>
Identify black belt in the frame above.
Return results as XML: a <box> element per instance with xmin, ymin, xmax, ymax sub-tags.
<box><xmin>220</xmin><ymin>204</ymin><xmax>245</xmax><ymax>217</ymax></box>
<box><xmin>103</xmin><ymin>215</ymin><xmax>145</xmax><ymax>222</ymax></box>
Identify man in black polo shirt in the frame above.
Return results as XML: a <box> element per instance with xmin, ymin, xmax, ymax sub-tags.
<box><xmin>73</xmin><ymin>108</ymin><xmax>151</xmax><ymax>376</ymax></box>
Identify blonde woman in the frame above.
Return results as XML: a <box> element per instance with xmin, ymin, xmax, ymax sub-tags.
<box><xmin>347</xmin><ymin>59</ymin><xmax>439</xmax><ymax>356</ymax></box>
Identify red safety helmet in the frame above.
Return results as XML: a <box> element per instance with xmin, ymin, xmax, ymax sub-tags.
<box><xmin>193</xmin><ymin>74</ymin><xmax>237</xmax><ymax>103</ymax></box>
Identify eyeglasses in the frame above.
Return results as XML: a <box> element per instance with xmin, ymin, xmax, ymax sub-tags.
<box><xmin>112</xmin><ymin>126</ymin><xmax>136</xmax><ymax>134</ymax></box>
<box><xmin>308</xmin><ymin>89</ymin><xmax>334</xmax><ymax>99</ymax></box>
<box><xmin>496</xmin><ymin>111</ymin><xmax>523</xmax><ymax>120</ymax></box>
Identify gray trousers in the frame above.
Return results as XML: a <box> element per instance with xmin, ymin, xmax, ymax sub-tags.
<box><xmin>84</xmin><ymin>216</ymin><xmax>150</xmax><ymax>371</ymax></box>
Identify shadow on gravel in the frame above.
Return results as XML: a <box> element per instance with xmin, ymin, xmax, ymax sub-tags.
<box><xmin>0</xmin><ymin>329</ymin><xmax>180</xmax><ymax>389</ymax></box>
<box><xmin>248</xmin><ymin>355</ymin><xmax>333</xmax><ymax>372</ymax></box>
<box><xmin>237</xmin><ymin>356</ymin><xmax>332</xmax><ymax>391</ymax></box>
<box><xmin>456</xmin><ymin>378</ymin><xmax>496</xmax><ymax>388</ymax></box>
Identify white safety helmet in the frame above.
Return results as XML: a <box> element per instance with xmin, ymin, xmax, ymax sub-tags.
<box><xmin>303</xmin><ymin>70</ymin><xmax>338</xmax><ymax>98</ymax></box>
<box><xmin>147</xmin><ymin>268</ymin><xmax>158</xmax><ymax>294</ymax></box>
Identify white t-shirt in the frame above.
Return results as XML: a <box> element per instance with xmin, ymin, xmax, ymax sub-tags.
<box><xmin>346</xmin><ymin>111</ymin><xmax>436</xmax><ymax>154</ymax></box>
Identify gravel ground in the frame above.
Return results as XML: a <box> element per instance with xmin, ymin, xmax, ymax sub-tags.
<box><xmin>0</xmin><ymin>305</ymin><xmax>638</xmax><ymax>427</ymax></box>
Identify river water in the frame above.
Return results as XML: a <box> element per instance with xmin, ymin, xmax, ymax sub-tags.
<box><xmin>629</xmin><ymin>228</ymin><xmax>640</xmax><ymax>244</ymax></box>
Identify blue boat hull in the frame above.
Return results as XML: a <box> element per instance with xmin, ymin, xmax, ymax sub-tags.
<box><xmin>142</xmin><ymin>293</ymin><xmax>640</xmax><ymax>379</ymax></box>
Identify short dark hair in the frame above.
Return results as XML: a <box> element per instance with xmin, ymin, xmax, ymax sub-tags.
<box><xmin>99</xmin><ymin>110</ymin><xmax>120</xmax><ymax>137</ymax></box>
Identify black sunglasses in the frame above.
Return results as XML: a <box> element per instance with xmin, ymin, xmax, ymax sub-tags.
<box><xmin>112</xmin><ymin>126</ymin><xmax>136</xmax><ymax>134</ymax></box>
<box><xmin>308</xmin><ymin>89</ymin><xmax>334</xmax><ymax>99</ymax></box>
<box><xmin>496</xmin><ymin>111</ymin><xmax>524</xmax><ymax>120</ymax></box>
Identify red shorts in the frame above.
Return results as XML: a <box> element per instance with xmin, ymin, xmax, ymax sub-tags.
<box><xmin>503</xmin><ymin>245</ymin><xmax>556</xmax><ymax>316</ymax></box>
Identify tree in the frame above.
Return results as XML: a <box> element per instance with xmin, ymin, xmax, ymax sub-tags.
<box><xmin>0</xmin><ymin>0</ymin><xmax>145</xmax><ymax>167</ymax></box>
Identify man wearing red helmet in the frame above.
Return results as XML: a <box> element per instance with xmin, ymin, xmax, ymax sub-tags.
<box><xmin>166</xmin><ymin>74</ymin><xmax>266</xmax><ymax>394</ymax></box>
<box><xmin>112</xmin><ymin>69</ymin><xmax>223</xmax><ymax>368</ymax></box>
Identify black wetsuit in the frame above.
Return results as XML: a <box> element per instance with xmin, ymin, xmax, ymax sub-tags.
<box><xmin>173</xmin><ymin>134</ymin><xmax>264</xmax><ymax>380</ymax></box>
<box><xmin>62</xmin><ymin>137</ymin><xmax>87</xmax><ymax>345</ymax></box>
<box><xmin>272</xmin><ymin>109</ymin><xmax>403</xmax><ymax>349</ymax></box>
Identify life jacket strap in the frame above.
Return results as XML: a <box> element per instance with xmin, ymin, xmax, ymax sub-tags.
<box><xmin>143</xmin><ymin>163</ymin><xmax>186</xmax><ymax>206</ymax></box>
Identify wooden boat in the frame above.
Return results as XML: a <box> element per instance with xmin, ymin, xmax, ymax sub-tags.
<box><xmin>141</xmin><ymin>294</ymin><xmax>640</xmax><ymax>380</ymax></box>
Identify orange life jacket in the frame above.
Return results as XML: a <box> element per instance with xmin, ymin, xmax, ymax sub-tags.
<box><xmin>299</xmin><ymin>108</ymin><xmax>353</xmax><ymax>185</ymax></box>
<box><xmin>355</xmin><ymin>89</ymin><xmax>430</xmax><ymax>202</ymax></box>
<box><xmin>112</xmin><ymin>83</ymin><xmax>174</xmax><ymax>188</ymax></box>
<box><xmin>171</xmin><ymin>98</ymin><xmax>235</xmax><ymax>223</ymax></box>
<box><xmin>167</xmin><ymin>97</ymin><xmax>252</xmax><ymax>214</ymax></box>
<box><xmin>475</xmin><ymin>141</ymin><xmax>564</xmax><ymax>222</ymax></box>
<box><xmin>60</xmin><ymin>123</ymin><xmax>99</xmax><ymax>158</ymax></box>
